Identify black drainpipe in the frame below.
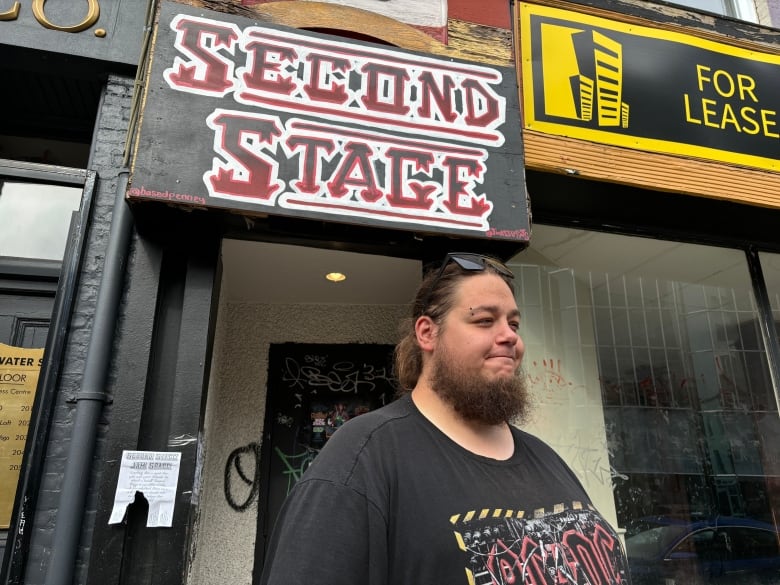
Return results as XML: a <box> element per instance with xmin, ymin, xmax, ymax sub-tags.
<box><xmin>44</xmin><ymin>169</ymin><xmax>134</xmax><ymax>585</ymax></box>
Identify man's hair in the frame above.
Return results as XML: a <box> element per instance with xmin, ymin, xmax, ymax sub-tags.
<box><xmin>393</xmin><ymin>258</ymin><xmax>515</xmax><ymax>392</ymax></box>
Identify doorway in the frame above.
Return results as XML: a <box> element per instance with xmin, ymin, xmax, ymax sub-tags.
<box><xmin>188</xmin><ymin>241</ymin><xmax>420</xmax><ymax>585</ymax></box>
<box><xmin>0</xmin><ymin>264</ymin><xmax>55</xmax><ymax>543</ymax></box>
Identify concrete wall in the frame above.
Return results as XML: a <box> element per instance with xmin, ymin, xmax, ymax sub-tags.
<box><xmin>762</xmin><ymin>0</ymin><xmax>780</xmax><ymax>24</ymax></box>
<box><xmin>23</xmin><ymin>74</ymin><xmax>133</xmax><ymax>585</ymax></box>
<box><xmin>754</xmin><ymin>0</ymin><xmax>773</xmax><ymax>25</ymax></box>
<box><xmin>188</xmin><ymin>301</ymin><xmax>408</xmax><ymax>585</ymax></box>
<box><xmin>513</xmin><ymin>262</ymin><xmax>620</xmax><ymax>532</ymax></box>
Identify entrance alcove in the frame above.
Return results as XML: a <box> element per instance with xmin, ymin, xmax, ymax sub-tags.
<box><xmin>191</xmin><ymin>240</ymin><xmax>420</xmax><ymax>584</ymax></box>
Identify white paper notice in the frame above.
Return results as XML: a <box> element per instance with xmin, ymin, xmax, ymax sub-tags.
<box><xmin>109</xmin><ymin>450</ymin><xmax>182</xmax><ymax>528</ymax></box>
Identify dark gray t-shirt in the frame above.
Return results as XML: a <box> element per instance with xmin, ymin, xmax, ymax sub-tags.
<box><xmin>260</xmin><ymin>394</ymin><xmax>631</xmax><ymax>585</ymax></box>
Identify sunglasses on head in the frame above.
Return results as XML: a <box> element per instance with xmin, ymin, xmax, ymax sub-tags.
<box><xmin>420</xmin><ymin>252</ymin><xmax>515</xmax><ymax>315</ymax></box>
<box><xmin>435</xmin><ymin>253</ymin><xmax>515</xmax><ymax>279</ymax></box>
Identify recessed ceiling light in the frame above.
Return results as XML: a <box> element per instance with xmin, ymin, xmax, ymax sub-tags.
<box><xmin>325</xmin><ymin>272</ymin><xmax>346</xmax><ymax>282</ymax></box>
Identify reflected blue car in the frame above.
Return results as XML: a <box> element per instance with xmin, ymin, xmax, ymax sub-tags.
<box><xmin>625</xmin><ymin>516</ymin><xmax>780</xmax><ymax>585</ymax></box>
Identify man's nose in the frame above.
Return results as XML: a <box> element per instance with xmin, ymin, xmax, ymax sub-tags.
<box><xmin>498</xmin><ymin>321</ymin><xmax>519</xmax><ymax>344</ymax></box>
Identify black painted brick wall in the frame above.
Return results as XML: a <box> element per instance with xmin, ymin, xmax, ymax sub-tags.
<box><xmin>23</xmin><ymin>74</ymin><xmax>135</xmax><ymax>585</ymax></box>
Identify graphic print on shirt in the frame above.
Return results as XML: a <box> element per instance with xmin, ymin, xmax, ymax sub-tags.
<box><xmin>450</xmin><ymin>502</ymin><xmax>630</xmax><ymax>584</ymax></box>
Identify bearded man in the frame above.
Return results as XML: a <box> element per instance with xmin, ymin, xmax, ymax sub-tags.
<box><xmin>260</xmin><ymin>253</ymin><xmax>631</xmax><ymax>585</ymax></box>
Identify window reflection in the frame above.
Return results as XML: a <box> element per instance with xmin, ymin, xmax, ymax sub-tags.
<box><xmin>513</xmin><ymin>226</ymin><xmax>780</xmax><ymax>584</ymax></box>
<box><xmin>671</xmin><ymin>0</ymin><xmax>758</xmax><ymax>22</ymax></box>
<box><xmin>0</xmin><ymin>181</ymin><xmax>82</xmax><ymax>260</ymax></box>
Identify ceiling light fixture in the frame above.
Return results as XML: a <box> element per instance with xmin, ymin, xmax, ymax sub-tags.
<box><xmin>325</xmin><ymin>272</ymin><xmax>346</xmax><ymax>282</ymax></box>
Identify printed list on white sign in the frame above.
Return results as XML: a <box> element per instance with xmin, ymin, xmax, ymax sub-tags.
<box><xmin>109</xmin><ymin>450</ymin><xmax>182</xmax><ymax>528</ymax></box>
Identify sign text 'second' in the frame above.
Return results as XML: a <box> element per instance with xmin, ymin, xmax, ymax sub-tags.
<box><xmin>163</xmin><ymin>14</ymin><xmax>507</xmax><ymax>147</ymax></box>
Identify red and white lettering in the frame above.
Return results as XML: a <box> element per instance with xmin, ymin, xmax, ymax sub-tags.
<box><xmin>441</xmin><ymin>156</ymin><xmax>491</xmax><ymax>217</ymax></box>
<box><xmin>417</xmin><ymin>71</ymin><xmax>458</xmax><ymax>123</ymax></box>
<box><xmin>164</xmin><ymin>15</ymin><xmax>240</xmax><ymax>96</ymax></box>
<box><xmin>205</xmin><ymin>109</ymin><xmax>284</xmax><ymax>203</ymax></box>
<box><xmin>203</xmin><ymin>114</ymin><xmax>493</xmax><ymax>230</ymax></box>
<box><xmin>592</xmin><ymin>523</ymin><xmax>620</xmax><ymax>583</ymax></box>
<box><xmin>385</xmin><ymin>148</ymin><xmax>437</xmax><ymax>210</ymax></box>
<box><xmin>361</xmin><ymin>62</ymin><xmax>411</xmax><ymax>116</ymax></box>
<box><xmin>165</xmin><ymin>18</ymin><xmax>507</xmax><ymax>146</ymax></box>
<box><xmin>327</xmin><ymin>142</ymin><xmax>384</xmax><ymax>202</ymax></box>
<box><xmin>563</xmin><ymin>529</ymin><xmax>614</xmax><ymax>585</ymax></box>
<box><xmin>304</xmin><ymin>53</ymin><xmax>350</xmax><ymax>104</ymax></box>
<box><xmin>241</xmin><ymin>34</ymin><xmax>298</xmax><ymax>96</ymax></box>
<box><xmin>463</xmin><ymin>78</ymin><xmax>501</xmax><ymax>128</ymax></box>
<box><xmin>518</xmin><ymin>536</ymin><xmax>548</xmax><ymax>584</ymax></box>
<box><xmin>286</xmin><ymin>136</ymin><xmax>336</xmax><ymax>194</ymax></box>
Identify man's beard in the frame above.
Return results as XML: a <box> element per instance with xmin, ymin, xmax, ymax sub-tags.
<box><xmin>430</xmin><ymin>347</ymin><xmax>531</xmax><ymax>426</ymax></box>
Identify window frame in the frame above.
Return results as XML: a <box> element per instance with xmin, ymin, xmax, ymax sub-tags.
<box><xmin>0</xmin><ymin>159</ymin><xmax>89</xmax><ymax>291</ymax></box>
<box><xmin>0</xmin><ymin>158</ymin><xmax>97</xmax><ymax>584</ymax></box>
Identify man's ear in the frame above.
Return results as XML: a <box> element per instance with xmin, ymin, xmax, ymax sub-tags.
<box><xmin>415</xmin><ymin>315</ymin><xmax>438</xmax><ymax>352</ymax></box>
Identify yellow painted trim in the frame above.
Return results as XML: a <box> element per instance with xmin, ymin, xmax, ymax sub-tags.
<box><xmin>526</xmin><ymin>120</ymin><xmax>779</xmax><ymax>172</ymax></box>
<box><xmin>524</xmin><ymin>130</ymin><xmax>780</xmax><ymax>209</ymax></box>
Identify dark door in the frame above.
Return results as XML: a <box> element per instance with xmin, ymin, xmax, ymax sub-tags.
<box><xmin>0</xmin><ymin>262</ymin><xmax>57</xmax><ymax>556</ymax></box>
<box><xmin>252</xmin><ymin>342</ymin><xmax>397</xmax><ymax>582</ymax></box>
<box><xmin>0</xmin><ymin>289</ymin><xmax>53</xmax><ymax>347</ymax></box>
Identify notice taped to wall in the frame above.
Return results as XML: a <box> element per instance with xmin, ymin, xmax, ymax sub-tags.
<box><xmin>0</xmin><ymin>343</ymin><xmax>44</xmax><ymax>528</ymax></box>
<box><xmin>109</xmin><ymin>450</ymin><xmax>182</xmax><ymax>527</ymax></box>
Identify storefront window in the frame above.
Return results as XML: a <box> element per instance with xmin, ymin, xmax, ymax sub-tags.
<box><xmin>512</xmin><ymin>225</ymin><xmax>779</xmax><ymax>584</ymax></box>
<box><xmin>759</xmin><ymin>250</ymin><xmax>780</xmax><ymax>348</ymax></box>
<box><xmin>671</xmin><ymin>0</ymin><xmax>759</xmax><ymax>22</ymax></box>
<box><xmin>0</xmin><ymin>181</ymin><xmax>82</xmax><ymax>261</ymax></box>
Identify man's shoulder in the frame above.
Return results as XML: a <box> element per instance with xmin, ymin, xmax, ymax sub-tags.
<box><xmin>329</xmin><ymin>393</ymin><xmax>414</xmax><ymax>441</ymax></box>
<box><xmin>301</xmin><ymin>395</ymin><xmax>416</xmax><ymax>480</ymax></box>
<box><xmin>510</xmin><ymin>425</ymin><xmax>571</xmax><ymax>466</ymax></box>
<box><xmin>510</xmin><ymin>425</ymin><xmax>589</xmax><ymax>494</ymax></box>
<box><xmin>510</xmin><ymin>425</ymin><xmax>553</xmax><ymax>451</ymax></box>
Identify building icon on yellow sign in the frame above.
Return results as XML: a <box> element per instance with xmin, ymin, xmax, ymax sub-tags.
<box><xmin>540</xmin><ymin>24</ymin><xmax>629</xmax><ymax>127</ymax></box>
